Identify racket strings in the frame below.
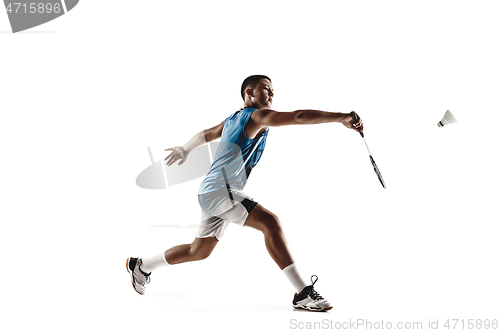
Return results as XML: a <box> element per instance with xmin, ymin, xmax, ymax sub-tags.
<box><xmin>369</xmin><ymin>156</ymin><xmax>386</xmax><ymax>188</ymax></box>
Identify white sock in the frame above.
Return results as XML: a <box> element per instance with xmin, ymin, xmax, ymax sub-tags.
<box><xmin>140</xmin><ymin>252</ymin><xmax>169</xmax><ymax>273</ymax></box>
<box><xmin>282</xmin><ymin>263</ymin><xmax>307</xmax><ymax>293</ymax></box>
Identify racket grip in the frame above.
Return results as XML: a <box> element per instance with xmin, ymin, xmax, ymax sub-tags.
<box><xmin>350</xmin><ymin>111</ymin><xmax>364</xmax><ymax>138</ymax></box>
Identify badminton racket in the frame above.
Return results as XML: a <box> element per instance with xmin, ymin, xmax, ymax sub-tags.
<box><xmin>350</xmin><ymin>111</ymin><xmax>386</xmax><ymax>189</ymax></box>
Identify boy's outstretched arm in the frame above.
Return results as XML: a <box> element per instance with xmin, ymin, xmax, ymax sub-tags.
<box><xmin>164</xmin><ymin>121</ymin><xmax>224</xmax><ymax>166</ymax></box>
<box><xmin>246</xmin><ymin>109</ymin><xmax>363</xmax><ymax>139</ymax></box>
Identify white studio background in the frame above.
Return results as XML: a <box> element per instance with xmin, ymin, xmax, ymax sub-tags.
<box><xmin>1</xmin><ymin>1</ymin><xmax>499</xmax><ymax>332</ymax></box>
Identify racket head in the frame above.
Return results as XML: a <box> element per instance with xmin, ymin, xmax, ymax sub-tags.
<box><xmin>369</xmin><ymin>155</ymin><xmax>386</xmax><ymax>189</ymax></box>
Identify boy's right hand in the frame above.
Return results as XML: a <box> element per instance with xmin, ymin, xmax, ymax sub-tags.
<box><xmin>341</xmin><ymin>112</ymin><xmax>364</xmax><ymax>132</ymax></box>
<box><xmin>164</xmin><ymin>146</ymin><xmax>189</xmax><ymax>166</ymax></box>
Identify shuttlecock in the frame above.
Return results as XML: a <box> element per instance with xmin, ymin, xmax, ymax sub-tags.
<box><xmin>437</xmin><ymin>110</ymin><xmax>457</xmax><ymax>127</ymax></box>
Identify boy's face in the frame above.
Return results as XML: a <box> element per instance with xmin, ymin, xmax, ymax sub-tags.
<box><xmin>248</xmin><ymin>78</ymin><xmax>274</xmax><ymax>109</ymax></box>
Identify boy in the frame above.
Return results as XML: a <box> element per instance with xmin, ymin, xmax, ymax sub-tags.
<box><xmin>127</xmin><ymin>75</ymin><xmax>363</xmax><ymax>311</ymax></box>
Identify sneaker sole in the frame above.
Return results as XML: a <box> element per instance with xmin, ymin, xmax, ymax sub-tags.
<box><xmin>293</xmin><ymin>304</ymin><xmax>333</xmax><ymax>312</ymax></box>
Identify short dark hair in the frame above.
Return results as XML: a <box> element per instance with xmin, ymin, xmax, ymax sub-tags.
<box><xmin>241</xmin><ymin>75</ymin><xmax>272</xmax><ymax>100</ymax></box>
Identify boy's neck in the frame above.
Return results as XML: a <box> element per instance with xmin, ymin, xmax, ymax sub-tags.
<box><xmin>243</xmin><ymin>102</ymin><xmax>259</xmax><ymax>109</ymax></box>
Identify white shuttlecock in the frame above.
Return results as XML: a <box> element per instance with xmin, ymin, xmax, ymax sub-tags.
<box><xmin>437</xmin><ymin>110</ymin><xmax>457</xmax><ymax>127</ymax></box>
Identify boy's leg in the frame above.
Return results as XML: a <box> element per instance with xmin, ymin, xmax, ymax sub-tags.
<box><xmin>243</xmin><ymin>203</ymin><xmax>332</xmax><ymax>311</ymax></box>
<box><xmin>128</xmin><ymin>193</ymin><xmax>228</xmax><ymax>295</ymax></box>
<box><xmin>134</xmin><ymin>210</ymin><xmax>225</xmax><ymax>277</ymax></box>
<box><xmin>243</xmin><ymin>204</ymin><xmax>294</xmax><ymax>270</ymax></box>
<box><xmin>127</xmin><ymin>237</ymin><xmax>218</xmax><ymax>295</ymax></box>
<box><xmin>243</xmin><ymin>204</ymin><xmax>306</xmax><ymax>291</ymax></box>
<box><xmin>164</xmin><ymin>236</ymin><xmax>218</xmax><ymax>265</ymax></box>
<box><xmin>141</xmin><ymin>236</ymin><xmax>218</xmax><ymax>272</ymax></box>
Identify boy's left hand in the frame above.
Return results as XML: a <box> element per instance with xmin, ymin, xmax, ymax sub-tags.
<box><xmin>164</xmin><ymin>146</ymin><xmax>189</xmax><ymax>166</ymax></box>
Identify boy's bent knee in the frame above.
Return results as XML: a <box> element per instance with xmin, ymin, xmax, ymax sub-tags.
<box><xmin>189</xmin><ymin>246</ymin><xmax>212</xmax><ymax>261</ymax></box>
<box><xmin>194</xmin><ymin>251</ymin><xmax>211</xmax><ymax>261</ymax></box>
<box><xmin>262</xmin><ymin>212</ymin><xmax>282</xmax><ymax>234</ymax></box>
<box><xmin>245</xmin><ymin>205</ymin><xmax>283</xmax><ymax>234</ymax></box>
<box><xmin>189</xmin><ymin>237</ymin><xmax>217</xmax><ymax>261</ymax></box>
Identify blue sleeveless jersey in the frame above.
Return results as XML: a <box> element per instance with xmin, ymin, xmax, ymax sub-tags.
<box><xmin>199</xmin><ymin>107</ymin><xmax>269</xmax><ymax>194</ymax></box>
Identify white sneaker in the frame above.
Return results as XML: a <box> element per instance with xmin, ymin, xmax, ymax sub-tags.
<box><xmin>292</xmin><ymin>275</ymin><xmax>332</xmax><ymax>311</ymax></box>
<box><xmin>126</xmin><ymin>257</ymin><xmax>151</xmax><ymax>295</ymax></box>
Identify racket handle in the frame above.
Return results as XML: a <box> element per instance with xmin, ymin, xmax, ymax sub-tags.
<box><xmin>350</xmin><ymin>111</ymin><xmax>364</xmax><ymax>138</ymax></box>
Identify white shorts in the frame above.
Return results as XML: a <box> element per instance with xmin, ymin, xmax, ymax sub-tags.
<box><xmin>197</xmin><ymin>187</ymin><xmax>258</xmax><ymax>240</ymax></box>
